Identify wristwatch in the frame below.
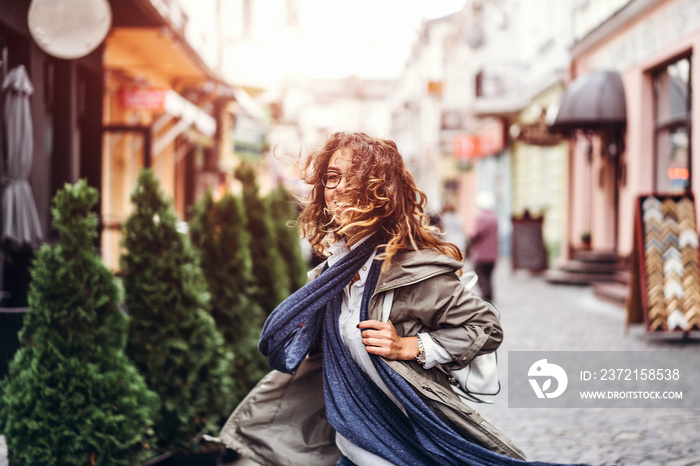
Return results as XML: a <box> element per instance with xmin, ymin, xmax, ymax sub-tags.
<box><xmin>415</xmin><ymin>334</ymin><xmax>426</xmax><ymax>365</ymax></box>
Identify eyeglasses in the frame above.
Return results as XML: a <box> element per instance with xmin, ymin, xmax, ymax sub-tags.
<box><xmin>321</xmin><ymin>171</ymin><xmax>344</xmax><ymax>189</ymax></box>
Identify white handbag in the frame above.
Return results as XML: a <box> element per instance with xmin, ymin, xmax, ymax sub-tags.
<box><xmin>380</xmin><ymin>271</ymin><xmax>501</xmax><ymax>404</ymax></box>
<box><xmin>446</xmin><ymin>271</ymin><xmax>501</xmax><ymax>404</ymax></box>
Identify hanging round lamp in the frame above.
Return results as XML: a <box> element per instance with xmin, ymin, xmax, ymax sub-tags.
<box><xmin>28</xmin><ymin>0</ymin><xmax>112</xmax><ymax>60</ymax></box>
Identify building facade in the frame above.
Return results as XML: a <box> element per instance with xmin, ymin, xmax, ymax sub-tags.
<box><xmin>391</xmin><ymin>0</ymin><xmax>575</xmax><ymax>262</ymax></box>
<box><xmin>0</xmin><ymin>0</ymin><xmax>243</xmax><ymax>279</ymax></box>
<box><xmin>101</xmin><ymin>0</ymin><xmax>222</xmax><ymax>269</ymax></box>
<box><xmin>562</xmin><ymin>0</ymin><xmax>700</xmax><ymax>258</ymax></box>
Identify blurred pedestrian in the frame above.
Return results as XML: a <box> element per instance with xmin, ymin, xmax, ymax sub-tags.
<box><xmin>439</xmin><ymin>204</ymin><xmax>467</xmax><ymax>254</ymax></box>
<box><xmin>221</xmin><ymin>132</ymin><xmax>528</xmax><ymax>465</ymax></box>
<box><xmin>469</xmin><ymin>191</ymin><xmax>499</xmax><ymax>302</ymax></box>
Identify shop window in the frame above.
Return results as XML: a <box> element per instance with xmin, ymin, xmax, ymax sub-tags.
<box><xmin>653</xmin><ymin>55</ymin><xmax>692</xmax><ymax>192</ymax></box>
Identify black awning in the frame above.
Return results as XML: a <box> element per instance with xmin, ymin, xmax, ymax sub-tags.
<box><xmin>548</xmin><ymin>70</ymin><xmax>627</xmax><ymax>132</ymax></box>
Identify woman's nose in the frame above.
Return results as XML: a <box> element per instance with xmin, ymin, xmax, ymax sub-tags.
<box><xmin>332</xmin><ymin>178</ymin><xmax>345</xmax><ymax>193</ymax></box>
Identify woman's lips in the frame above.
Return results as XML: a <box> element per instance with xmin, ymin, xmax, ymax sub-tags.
<box><xmin>330</xmin><ymin>199</ymin><xmax>349</xmax><ymax>213</ymax></box>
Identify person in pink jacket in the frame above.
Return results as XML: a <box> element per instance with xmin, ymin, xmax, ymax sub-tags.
<box><xmin>469</xmin><ymin>192</ymin><xmax>499</xmax><ymax>302</ymax></box>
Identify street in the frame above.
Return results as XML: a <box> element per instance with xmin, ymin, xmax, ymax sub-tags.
<box><xmin>466</xmin><ymin>260</ymin><xmax>700</xmax><ymax>466</ymax></box>
<box><xmin>2</xmin><ymin>259</ymin><xmax>699</xmax><ymax>466</ymax></box>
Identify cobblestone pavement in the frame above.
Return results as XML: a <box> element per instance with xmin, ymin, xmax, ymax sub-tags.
<box><xmin>469</xmin><ymin>261</ymin><xmax>700</xmax><ymax>466</ymax></box>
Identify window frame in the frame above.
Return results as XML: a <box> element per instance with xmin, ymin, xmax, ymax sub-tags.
<box><xmin>652</xmin><ymin>53</ymin><xmax>693</xmax><ymax>193</ymax></box>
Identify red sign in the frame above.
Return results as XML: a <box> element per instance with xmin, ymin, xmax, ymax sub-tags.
<box><xmin>452</xmin><ymin>119</ymin><xmax>505</xmax><ymax>159</ymax></box>
<box><xmin>668</xmin><ymin>167</ymin><xmax>689</xmax><ymax>180</ymax></box>
<box><xmin>118</xmin><ymin>88</ymin><xmax>168</xmax><ymax>111</ymax></box>
<box><xmin>478</xmin><ymin>119</ymin><xmax>505</xmax><ymax>156</ymax></box>
<box><xmin>453</xmin><ymin>134</ymin><xmax>480</xmax><ymax>159</ymax></box>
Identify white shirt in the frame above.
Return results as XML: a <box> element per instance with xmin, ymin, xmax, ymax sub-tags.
<box><xmin>326</xmin><ymin>238</ymin><xmax>451</xmax><ymax>465</ymax></box>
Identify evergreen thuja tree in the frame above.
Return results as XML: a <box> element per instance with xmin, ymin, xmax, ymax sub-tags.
<box><xmin>190</xmin><ymin>190</ymin><xmax>270</xmax><ymax>407</ymax></box>
<box><xmin>234</xmin><ymin>163</ymin><xmax>290</xmax><ymax>316</ymax></box>
<box><xmin>0</xmin><ymin>180</ymin><xmax>157</xmax><ymax>465</ymax></box>
<box><xmin>121</xmin><ymin>169</ymin><xmax>234</xmax><ymax>453</ymax></box>
<box><xmin>269</xmin><ymin>185</ymin><xmax>308</xmax><ymax>293</ymax></box>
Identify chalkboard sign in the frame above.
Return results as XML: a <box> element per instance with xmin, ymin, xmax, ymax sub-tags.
<box><xmin>511</xmin><ymin>212</ymin><xmax>547</xmax><ymax>272</ymax></box>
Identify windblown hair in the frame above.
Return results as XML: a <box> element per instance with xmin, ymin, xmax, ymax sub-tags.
<box><xmin>297</xmin><ymin>132</ymin><xmax>463</xmax><ymax>269</ymax></box>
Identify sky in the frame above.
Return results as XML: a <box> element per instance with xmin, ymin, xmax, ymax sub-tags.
<box><xmin>178</xmin><ymin>0</ymin><xmax>468</xmax><ymax>90</ymax></box>
<box><xmin>182</xmin><ymin>0</ymin><xmax>470</xmax><ymax>89</ymax></box>
<box><xmin>293</xmin><ymin>0</ymin><xmax>467</xmax><ymax>80</ymax></box>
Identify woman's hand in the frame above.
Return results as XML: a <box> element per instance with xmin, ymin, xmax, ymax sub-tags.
<box><xmin>358</xmin><ymin>320</ymin><xmax>419</xmax><ymax>361</ymax></box>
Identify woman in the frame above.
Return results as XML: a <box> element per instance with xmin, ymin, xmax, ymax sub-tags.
<box><xmin>469</xmin><ymin>191</ymin><xmax>499</xmax><ymax>302</ymax></box>
<box><xmin>220</xmin><ymin>133</ymin><xmax>527</xmax><ymax>465</ymax></box>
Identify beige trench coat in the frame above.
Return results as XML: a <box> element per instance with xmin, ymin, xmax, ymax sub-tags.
<box><xmin>220</xmin><ymin>249</ymin><xmax>526</xmax><ymax>465</ymax></box>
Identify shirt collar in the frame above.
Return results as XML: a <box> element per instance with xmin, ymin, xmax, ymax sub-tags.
<box><xmin>327</xmin><ymin>234</ymin><xmax>375</xmax><ymax>270</ymax></box>
<box><xmin>327</xmin><ymin>239</ymin><xmax>349</xmax><ymax>268</ymax></box>
<box><xmin>355</xmin><ymin>249</ymin><xmax>376</xmax><ymax>285</ymax></box>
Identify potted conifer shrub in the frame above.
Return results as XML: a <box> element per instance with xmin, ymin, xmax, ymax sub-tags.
<box><xmin>269</xmin><ymin>184</ymin><xmax>308</xmax><ymax>293</ymax></box>
<box><xmin>580</xmin><ymin>231</ymin><xmax>592</xmax><ymax>250</ymax></box>
<box><xmin>0</xmin><ymin>180</ymin><xmax>157</xmax><ymax>465</ymax></box>
<box><xmin>234</xmin><ymin>163</ymin><xmax>290</xmax><ymax>316</ymax></box>
<box><xmin>120</xmin><ymin>169</ymin><xmax>234</xmax><ymax>462</ymax></box>
<box><xmin>189</xmin><ymin>190</ymin><xmax>269</xmax><ymax>409</ymax></box>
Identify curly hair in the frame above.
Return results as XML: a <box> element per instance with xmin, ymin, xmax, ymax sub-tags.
<box><xmin>297</xmin><ymin>132</ymin><xmax>463</xmax><ymax>269</ymax></box>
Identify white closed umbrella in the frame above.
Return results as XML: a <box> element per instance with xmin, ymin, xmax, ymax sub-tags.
<box><xmin>2</xmin><ymin>65</ymin><xmax>42</xmax><ymax>247</ymax></box>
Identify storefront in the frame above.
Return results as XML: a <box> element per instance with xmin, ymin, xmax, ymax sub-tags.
<box><xmin>0</xmin><ymin>0</ymin><xmax>105</xmax><ymax>307</ymax></box>
<box><xmin>555</xmin><ymin>0</ymin><xmax>700</xmax><ymax>258</ymax></box>
<box><xmin>0</xmin><ymin>0</ymin><xmax>108</xmax><ymax>379</ymax></box>
<box><xmin>510</xmin><ymin>83</ymin><xmax>568</xmax><ymax>263</ymax></box>
<box><xmin>101</xmin><ymin>1</ymin><xmax>222</xmax><ymax>270</ymax></box>
<box><xmin>453</xmin><ymin>118</ymin><xmax>512</xmax><ymax>256</ymax></box>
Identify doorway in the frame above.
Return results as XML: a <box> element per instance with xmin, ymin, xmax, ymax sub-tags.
<box><xmin>101</xmin><ymin>125</ymin><xmax>151</xmax><ymax>271</ymax></box>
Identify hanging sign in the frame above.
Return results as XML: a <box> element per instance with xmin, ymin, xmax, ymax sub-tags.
<box><xmin>452</xmin><ymin>119</ymin><xmax>505</xmax><ymax>159</ymax></box>
<box><xmin>118</xmin><ymin>88</ymin><xmax>169</xmax><ymax>111</ymax></box>
<box><xmin>514</xmin><ymin>121</ymin><xmax>563</xmax><ymax>146</ymax></box>
<box><xmin>28</xmin><ymin>0</ymin><xmax>112</xmax><ymax>59</ymax></box>
<box><xmin>453</xmin><ymin>134</ymin><xmax>480</xmax><ymax>159</ymax></box>
<box><xmin>478</xmin><ymin>118</ymin><xmax>505</xmax><ymax>156</ymax></box>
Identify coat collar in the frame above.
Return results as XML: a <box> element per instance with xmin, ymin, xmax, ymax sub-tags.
<box><xmin>307</xmin><ymin>247</ymin><xmax>463</xmax><ymax>294</ymax></box>
<box><xmin>374</xmin><ymin>249</ymin><xmax>463</xmax><ymax>294</ymax></box>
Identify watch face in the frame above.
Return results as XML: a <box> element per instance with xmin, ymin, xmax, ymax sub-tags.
<box><xmin>416</xmin><ymin>335</ymin><xmax>426</xmax><ymax>364</ymax></box>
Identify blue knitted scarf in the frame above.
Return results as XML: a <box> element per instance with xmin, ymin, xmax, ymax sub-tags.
<box><xmin>259</xmin><ymin>237</ymin><xmax>582</xmax><ymax>466</ymax></box>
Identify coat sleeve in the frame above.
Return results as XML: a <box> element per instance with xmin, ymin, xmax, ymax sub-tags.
<box><xmin>393</xmin><ymin>271</ymin><xmax>503</xmax><ymax>371</ymax></box>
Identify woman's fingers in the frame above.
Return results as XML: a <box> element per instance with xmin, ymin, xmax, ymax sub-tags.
<box><xmin>358</xmin><ymin>319</ymin><xmax>407</xmax><ymax>359</ymax></box>
<box><xmin>357</xmin><ymin>319</ymin><xmax>386</xmax><ymax>330</ymax></box>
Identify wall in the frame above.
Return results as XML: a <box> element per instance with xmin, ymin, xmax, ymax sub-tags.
<box><xmin>1</xmin><ymin>1</ymin><xmax>104</xmax><ymax>240</ymax></box>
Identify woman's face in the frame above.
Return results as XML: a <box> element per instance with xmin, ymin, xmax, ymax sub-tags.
<box><xmin>324</xmin><ymin>149</ymin><xmax>352</xmax><ymax>218</ymax></box>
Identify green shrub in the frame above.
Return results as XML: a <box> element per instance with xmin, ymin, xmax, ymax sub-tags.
<box><xmin>0</xmin><ymin>180</ymin><xmax>157</xmax><ymax>465</ymax></box>
<box><xmin>120</xmin><ymin>169</ymin><xmax>234</xmax><ymax>453</ymax></box>
<box><xmin>234</xmin><ymin>163</ymin><xmax>290</xmax><ymax>316</ymax></box>
<box><xmin>189</xmin><ymin>190</ymin><xmax>269</xmax><ymax>407</ymax></box>
<box><xmin>269</xmin><ymin>184</ymin><xmax>307</xmax><ymax>293</ymax></box>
